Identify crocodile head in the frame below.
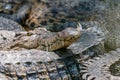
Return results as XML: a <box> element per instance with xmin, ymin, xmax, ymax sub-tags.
<box><xmin>37</xmin><ymin>24</ymin><xmax>81</xmax><ymax>51</ymax></box>
<box><xmin>41</xmin><ymin>25</ymin><xmax>81</xmax><ymax>51</ymax></box>
<box><xmin>58</xmin><ymin>24</ymin><xmax>81</xmax><ymax>47</ymax></box>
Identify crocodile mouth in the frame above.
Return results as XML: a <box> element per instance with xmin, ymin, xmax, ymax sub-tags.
<box><xmin>109</xmin><ymin>59</ymin><xmax>120</xmax><ymax>76</ymax></box>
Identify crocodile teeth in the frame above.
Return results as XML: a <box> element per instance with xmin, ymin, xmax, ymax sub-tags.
<box><xmin>80</xmin><ymin>70</ymin><xmax>88</xmax><ymax>73</ymax></box>
<box><xmin>80</xmin><ymin>66</ymin><xmax>88</xmax><ymax>70</ymax></box>
<box><xmin>93</xmin><ymin>57</ymin><xmax>101</xmax><ymax>60</ymax></box>
<box><xmin>83</xmin><ymin>61</ymin><xmax>92</xmax><ymax>65</ymax></box>
<box><xmin>82</xmin><ymin>73</ymin><xmax>91</xmax><ymax>80</ymax></box>
<box><xmin>88</xmin><ymin>59</ymin><xmax>95</xmax><ymax>62</ymax></box>
<box><xmin>82</xmin><ymin>63</ymin><xmax>90</xmax><ymax>67</ymax></box>
<box><xmin>87</xmin><ymin>75</ymin><xmax>95</xmax><ymax>80</ymax></box>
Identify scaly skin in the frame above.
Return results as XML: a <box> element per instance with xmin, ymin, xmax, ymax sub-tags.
<box><xmin>0</xmin><ymin>2</ymin><xmax>32</xmax><ymax>26</ymax></box>
<box><xmin>0</xmin><ymin>49</ymin><xmax>83</xmax><ymax>80</ymax></box>
<box><xmin>0</xmin><ymin>23</ymin><xmax>104</xmax><ymax>80</ymax></box>
<box><xmin>97</xmin><ymin>0</ymin><xmax>120</xmax><ymax>50</ymax></box>
<box><xmin>0</xmin><ymin>0</ymin><xmax>36</xmax><ymax>14</ymax></box>
<box><xmin>0</xmin><ymin>16</ymin><xmax>24</xmax><ymax>31</ymax></box>
<box><xmin>0</xmin><ymin>0</ymin><xmax>97</xmax><ymax>31</ymax></box>
<box><xmin>25</xmin><ymin>0</ymin><xmax>97</xmax><ymax>31</ymax></box>
<box><xmin>80</xmin><ymin>48</ymin><xmax>120</xmax><ymax>80</ymax></box>
<box><xmin>0</xmin><ymin>25</ymin><xmax>81</xmax><ymax>79</ymax></box>
<box><xmin>0</xmin><ymin>0</ymin><xmax>22</xmax><ymax>14</ymax></box>
<box><xmin>25</xmin><ymin>3</ymin><xmax>49</xmax><ymax>29</ymax></box>
<box><xmin>2</xmin><ymin>26</ymin><xmax>80</xmax><ymax>51</ymax></box>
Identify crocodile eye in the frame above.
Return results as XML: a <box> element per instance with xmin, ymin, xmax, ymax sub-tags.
<box><xmin>30</xmin><ymin>22</ymin><xmax>35</xmax><ymax>28</ymax></box>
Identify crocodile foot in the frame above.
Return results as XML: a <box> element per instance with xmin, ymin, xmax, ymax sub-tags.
<box><xmin>80</xmin><ymin>48</ymin><xmax>120</xmax><ymax>80</ymax></box>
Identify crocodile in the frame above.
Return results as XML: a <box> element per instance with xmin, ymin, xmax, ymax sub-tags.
<box><xmin>1</xmin><ymin>0</ymin><xmax>108</xmax><ymax>80</ymax></box>
<box><xmin>0</xmin><ymin>17</ymin><xmax>105</xmax><ymax>80</ymax></box>
<box><xmin>0</xmin><ymin>26</ymin><xmax>104</xmax><ymax>80</ymax></box>
<box><xmin>0</xmin><ymin>49</ymin><xmax>82</xmax><ymax>80</ymax></box>
<box><xmin>25</xmin><ymin>0</ymin><xmax>98</xmax><ymax>31</ymax></box>
<box><xmin>80</xmin><ymin>48</ymin><xmax>120</xmax><ymax>80</ymax></box>
<box><xmin>1</xmin><ymin>25</ymin><xmax>81</xmax><ymax>51</ymax></box>
<box><xmin>0</xmin><ymin>0</ymin><xmax>98</xmax><ymax>31</ymax></box>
